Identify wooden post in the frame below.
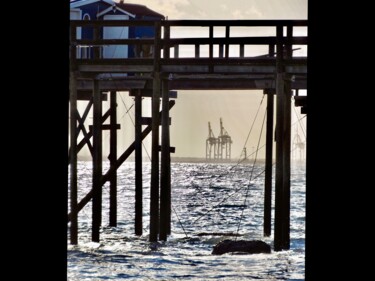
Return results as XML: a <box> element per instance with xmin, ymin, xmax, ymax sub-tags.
<box><xmin>239</xmin><ymin>44</ymin><xmax>245</xmax><ymax>58</ymax></box>
<box><xmin>69</xmin><ymin>22</ymin><xmax>78</xmax><ymax>245</ymax></box>
<box><xmin>208</xmin><ymin>25</ymin><xmax>214</xmax><ymax>73</ymax></box>
<box><xmin>209</xmin><ymin>25</ymin><xmax>213</xmax><ymax>59</ymax></box>
<box><xmin>281</xmin><ymin>25</ymin><xmax>293</xmax><ymax>250</ymax></box>
<box><xmin>69</xmin><ymin>71</ymin><xmax>78</xmax><ymax>245</ymax></box>
<box><xmin>225</xmin><ymin>25</ymin><xmax>230</xmax><ymax>58</ymax></box>
<box><xmin>282</xmin><ymin>87</ymin><xmax>292</xmax><ymax>250</ymax></box>
<box><xmin>218</xmin><ymin>44</ymin><xmax>224</xmax><ymax>58</ymax></box>
<box><xmin>159</xmin><ymin>80</ymin><xmax>171</xmax><ymax>241</ymax></box>
<box><xmin>269</xmin><ymin>44</ymin><xmax>275</xmax><ymax>58</ymax></box>
<box><xmin>109</xmin><ymin>91</ymin><xmax>117</xmax><ymax>227</ymax></box>
<box><xmin>164</xmin><ymin>23</ymin><xmax>170</xmax><ymax>59</ymax></box>
<box><xmin>195</xmin><ymin>44</ymin><xmax>200</xmax><ymax>58</ymax></box>
<box><xmin>134</xmin><ymin>89</ymin><xmax>143</xmax><ymax>235</ymax></box>
<box><xmin>150</xmin><ymin>21</ymin><xmax>161</xmax><ymax>242</ymax></box>
<box><xmin>274</xmin><ymin>24</ymin><xmax>284</xmax><ymax>252</ymax></box>
<box><xmin>264</xmin><ymin>89</ymin><xmax>274</xmax><ymax>237</ymax></box>
<box><xmin>92</xmin><ymin>79</ymin><xmax>102</xmax><ymax>242</ymax></box>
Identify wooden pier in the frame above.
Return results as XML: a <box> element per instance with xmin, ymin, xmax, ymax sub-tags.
<box><xmin>69</xmin><ymin>19</ymin><xmax>307</xmax><ymax>250</ymax></box>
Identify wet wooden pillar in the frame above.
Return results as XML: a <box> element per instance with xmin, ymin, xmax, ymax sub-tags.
<box><xmin>281</xmin><ymin>24</ymin><xmax>293</xmax><ymax>250</ymax></box>
<box><xmin>274</xmin><ymin>24</ymin><xmax>284</xmax><ymax>251</ymax></box>
<box><xmin>92</xmin><ymin>79</ymin><xmax>102</xmax><ymax>242</ymax></box>
<box><xmin>160</xmin><ymin>80</ymin><xmax>171</xmax><ymax>241</ymax></box>
<box><xmin>150</xmin><ymin>21</ymin><xmax>161</xmax><ymax>242</ymax></box>
<box><xmin>109</xmin><ymin>91</ymin><xmax>117</xmax><ymax>227</ymax></box>
<box><xmin>263</xmin><ymin>89</ymin><xmax>274</xmax><ymax>237</ymax></box>
<box><xmin>134</xmin><ymin>89</ymin><xmax>143</xmax><ymax>236</ymax></box>
<box><xmin>69</xmin><ymin>70</ymin><xmax>78</xmax><ymax>245</ymax></box>
<box><xmin>69</xmin><ymin>22</ymin><xmax>78</xmax><ymax>245</ymax></box>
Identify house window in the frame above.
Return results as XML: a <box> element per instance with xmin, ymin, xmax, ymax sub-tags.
<box><xmin>83</xmin><ymin>13</ymin><xmax>91</xmax><ymax>20</ymax></box>
<box><xmin>81</xmin><ymin>13</ymin><xmax>91</xmax><ymax>59</ymax></box>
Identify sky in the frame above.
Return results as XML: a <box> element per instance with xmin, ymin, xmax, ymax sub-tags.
<box><xmin>76</xmin><ymin>0</ymin><xmax>308</xmax><ymax>160</ymax></box>
<box><xmin>124</xmin><ymin>0</ymin><xmax>307</xmax><ymax>20</ymax></box>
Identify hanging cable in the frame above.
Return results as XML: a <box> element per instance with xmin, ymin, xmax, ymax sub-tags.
<box><xmin>235</xmin><ymin>94</ymin><xmax>265</xmax><ymax>166</ymax></box>
<box><xmin>293</xmin><ymin>105</ymin><xmax>306</xmax><ymax>139</ymax></box>
<box><xmin>235</xmin><ymin>109</ymin><xmax>267</xmax><ymax>237</ymax></box>
<box><xmin>172</xmin><ymin>204</ymin><xmax>189</xmax><ymax>238</ymax></box>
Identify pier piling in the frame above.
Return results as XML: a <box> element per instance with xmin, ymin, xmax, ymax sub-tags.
<box><xmin>264</xmin><ymin>89</ymin><xmax>274</xmax><ymax>237</ymax></box>
<box><xmin>109</xmin><ymin>91</ymin><xmax>117</xmax><ymax>227</ymax></box>
<box><xmin>134</xmin><ymin>89</ymin><xmax>143</xmax><ymax>236</ymax></box>
<box><xmin>160</xmin><ymin>80</ymin><xmax>172</xmax><ymax>240</ymax></box>
<box><xmin>92</xmin><ymin>79</ymin><xmax>102</xmax><ymax>242</ymax></box>
<box><xmin>69</xmin><ymin>71</ymin><xmax>78</xmax><ymax>245</ymax></box>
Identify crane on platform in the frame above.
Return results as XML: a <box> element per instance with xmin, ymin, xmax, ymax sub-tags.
<box><xmin>217</xmin><ymin>118</ymin><xmax>233</xmax><ymax>160</ymax></box>
<box><xmin>206</xmin><ymin>122</ymin><xmax>218</xmax><ymax>159</ymax></box>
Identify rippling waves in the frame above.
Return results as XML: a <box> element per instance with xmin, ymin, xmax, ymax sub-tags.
<box><xmin>68</xmin><ymin>161</ymin><xmax>305</xmax><ymax>280</ymax></box>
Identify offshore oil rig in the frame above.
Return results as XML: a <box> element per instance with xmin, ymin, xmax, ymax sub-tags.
<box><xmin>206</xmin><ymin>118</ymin><xmax>232</xmax><ymax>160</ymax></box>
<box><xmin>68</xmin><ymin>0</ymin><xmax>307</xmax><ymax>252</ymax></box>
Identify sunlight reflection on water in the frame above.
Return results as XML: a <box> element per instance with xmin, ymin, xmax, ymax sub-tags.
<box><xmin>68</xmin><ymin>161</ymin><xmax>305</xmax><ymax>280</ymax></box>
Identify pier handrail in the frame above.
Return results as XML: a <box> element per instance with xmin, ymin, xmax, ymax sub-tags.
<box><xmin>70</xmin><ymin>19</ymin><xmax>307</xmax><ymax>62</ymax></box>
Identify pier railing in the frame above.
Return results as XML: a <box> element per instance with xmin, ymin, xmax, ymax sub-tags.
<box><xmin>70</xmin><ymin>20</ymin><xmax>307</xmax><ymax>75</ymax></box>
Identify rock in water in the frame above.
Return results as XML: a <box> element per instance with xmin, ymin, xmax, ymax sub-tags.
<box><xmin>212</xmin><ymin>239</ymin><xmax>271</xmax><ymax>255</ymax></box>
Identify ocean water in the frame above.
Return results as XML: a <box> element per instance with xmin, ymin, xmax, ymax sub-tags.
<box><xmin>68</xmin><ymin>161</ymin><xmax>305</xmax><ymax>280</ymax></box>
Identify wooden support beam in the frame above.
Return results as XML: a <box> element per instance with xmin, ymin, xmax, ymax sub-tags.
<box><xmin>160</xmin><ymin>80</ymin><xmax>172</xmax><ymax>240</ymax></box>
<box><xmin>150</xmin><ymin>20</ymin><xmax>161</xmax><ymax>242</ymax></box>
<box><xmin>75</xmin><ymin>98</ymin><xmax>93</xmax><ymax>136</ymax></box>
<box><xmin>77</xmin><ymin>80</ymin><xmax>147</xmax><ymax>91</ymax></box>
<box><xmin>69</xmin><ymin>108</ymin><xmax>111</xmax><ymax>161</ymax></box>
<box><xmin>281</xmin><ymin>25</ymin><xmax>293</xmax><ymax>250</ymax></box>
<box><xmin>88</xmin><ymin>124</ymin><xmax>121</xmax><ymax>131</ymax></box>
<box><xmin>109</xmin><ymin>91</ymin><xmax>117</xmax><ymax>227</ymax></box>
<box><xmin>195</xmin><ymin>44</ymin><xmax>200</xmax><ymax>58</ymax></box>
<box><xmin>77</xmin><ymin>90</ymin><xmax>108</xmax><ymax>101</ymax></box>
<box><xmin>78</xmin><ymin>64</ymin><xmax>153</xmax><ymax>73</ymax></box>
<box><xmin>174</xmin><ymin>45</ymin><xmax>179</xmax><ymax>58</ymax></box>
<box><xmin>69</xmin><ymin>71</ymin><xmax>78</xmax><ymax>245</ymax></box>
<box><xmin>294</xmin><ymin>96</ymin><xmax>307</xmax><ymax>107</ymax></box>
<box><xmin>274</xmin><ymin>24</ymin><xmax>284</xmax><ymax>252</ymax></box>
<box><xmin>134</xmin><ymin>89</ymin><xmax>143</xmax><ymax>236</ymax></box>
<box><xmin>158</xmin><ymin>146</ymin><xmax>176</xmax><ymax>153</ymax></box>
<box><xmin>209</xmin><ymin>26</ymin><xmax>213</xmax><ymax>59</ymax></box>
<box><xmin>239</xmin><ymin>44</ymin><xmax>244</xmax><ymax>58</ymax></box>
<box><xmin>68</xmin><ymin>98</ymin><xmax>94</xmax><ymax>162</ymax></box>
<box><xmin>164</xmin><ymin>24</ymin><xmax>170</xmax><ymax>59</ymax></box>
<box><xmin>129</xmin><ymin>89</ymin><xmax>177</xmax><ymax>99</ymax></box>
<box><xmin>219</xmin><ymin>44</ymin><xmax>224</xmax><ymax>58</ymax></box>
<box><xmin>225</xmin><ymin>25</ymin><xmax>230</xmax><ymax>58</ymax></box>
<box><xmin>92</xmin><ymin>79</ymin><xmax>102</xmax><ymax>242</ymax></box>
<box><xmin>141</xmin><ymin>117</ymin><xmax>171</xmax><ymax>126</ymax></box>
<box><xmin>264</xmin><ymin>90</ymin><xmax>274</xmax><ymax>237</ymax></box>
<box><xmin>77</xmin><ymin>111</ymin><xmax>94</xmax><ymax>157</ymax></box>
<box><xmin>66</xmin><ymin>100</ymin><xmax>176</xmax><ymax>223</ymax></box>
